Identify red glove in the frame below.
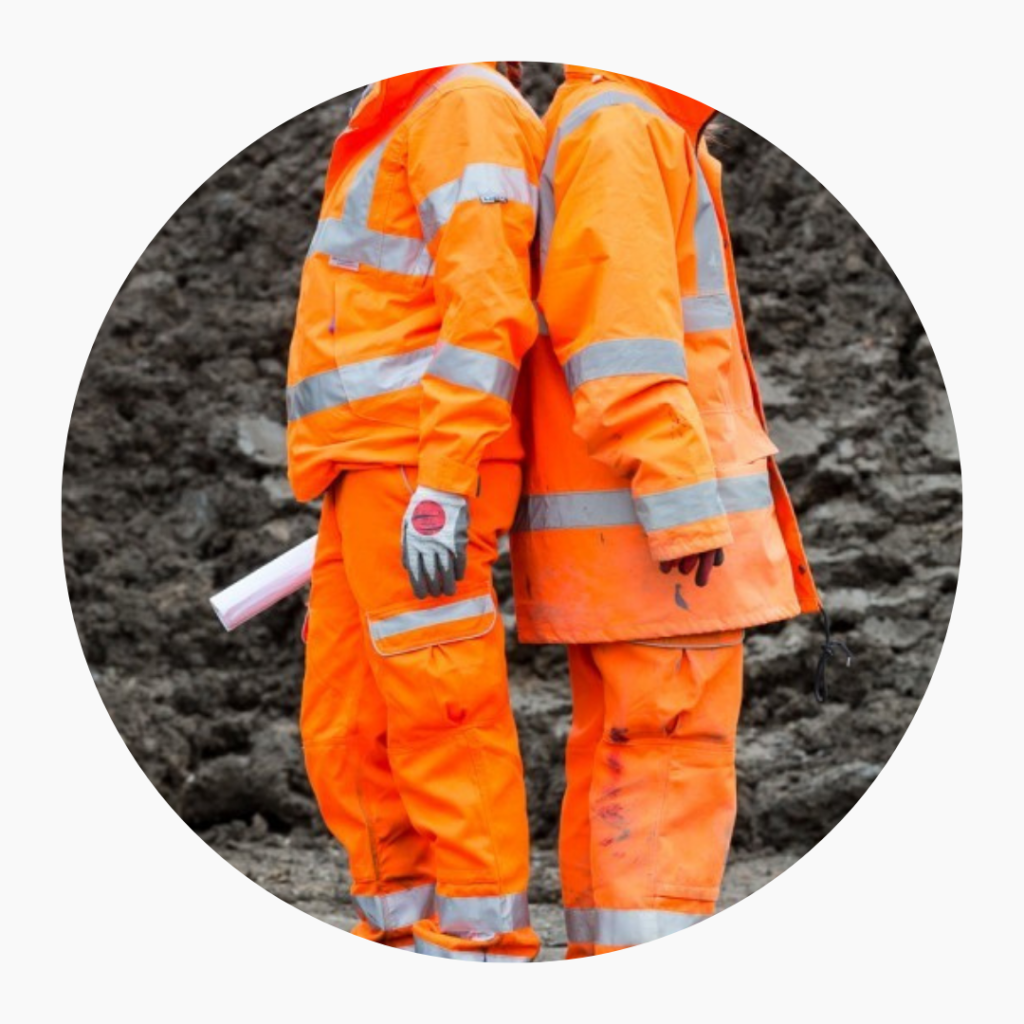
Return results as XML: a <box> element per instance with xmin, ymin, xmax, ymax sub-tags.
<box><xmin>660</xmin><ymin>548</ymin><xmax>724</xmax><ymax>587</ymax></box>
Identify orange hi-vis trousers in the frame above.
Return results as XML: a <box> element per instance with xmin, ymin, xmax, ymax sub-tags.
<box><xmin>300</xmin><ymin>462</ymin><xmax>539</xmax><ymax>961</ymax></box>
<box><xmin>559</xmin><ymin>638</ymin><xmax>743</xmax><ymax>957</ymax></box>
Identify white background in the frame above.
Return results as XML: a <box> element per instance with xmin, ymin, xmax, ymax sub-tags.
<box><xmin>3</xmin><ymin>1</ymin><xmax>1020</xmax><ymax>1019</ymax></box>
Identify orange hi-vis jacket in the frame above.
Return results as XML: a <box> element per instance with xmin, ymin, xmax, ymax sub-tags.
<box><xmin>511</xmin><ymin>67</ymin><xmax>820</xmax><ymax>642</ymax></box>
<box><xmin>286</xmin><ymin>64</ymin><xmax>544</xmax><ymax>502</ymax></box>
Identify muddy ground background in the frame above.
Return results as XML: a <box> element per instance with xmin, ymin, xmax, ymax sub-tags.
<box><xmin>63</xmin><ymin>64</ymin><xmax>960</xmax><ymax>958</ymax></box>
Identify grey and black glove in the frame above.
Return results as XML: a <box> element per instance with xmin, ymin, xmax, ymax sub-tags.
<box><xmin>401</xmin><ymin>485</ymin><xmax>469</xmax><ymax>599</ymax></box>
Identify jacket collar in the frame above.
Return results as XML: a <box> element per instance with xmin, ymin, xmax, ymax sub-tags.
<box><xmin>350</xmin><ymin>62</ymin><xmax>499</xmax><ymax>129</ymax></box>
<box><xmin>563</xmin><ymin>65</ymin><xmax>716</xmax><ymax>137</ymax></box>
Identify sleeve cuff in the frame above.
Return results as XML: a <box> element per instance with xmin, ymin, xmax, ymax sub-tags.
<box><xmin>645</xmin><ymin>518</ymin><xmax>734</xmax><ymax>563</ymax></box>
<box><xmin>417</xmin><ymin>455</ymin><xmax>479</xmax><ymax>497</ymax></box>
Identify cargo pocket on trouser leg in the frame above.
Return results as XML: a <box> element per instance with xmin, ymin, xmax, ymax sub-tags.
<box><xmin>584</xmin><ymin>640</ymin><xmax>743</xmax><ymax>952</ymax></box>
<box><xmin>653</xmin><ymin>644</ymin><xmax>744</xmax><ymax>911</ymax></box>
<box><xmin>363</xmin><ymin>588</ymin><xmax>539</xmax><ymax>962</ymax></box>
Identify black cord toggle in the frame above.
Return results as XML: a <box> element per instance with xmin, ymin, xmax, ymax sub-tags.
<box><xmin>814</xmin><ymin>606</ymin><xmax>852</xmax><ymax>703</ymax></box>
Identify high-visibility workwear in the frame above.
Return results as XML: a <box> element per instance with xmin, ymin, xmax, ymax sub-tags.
<box><xmin>287</xmin><ymin>63</ymin><xmax>544</xmax><ymax>502</ymax></box>
<box><xmin>509</xmin><ymin>66</ymin><xmax>822</xmax><ymax>955</ymax></box>
<box><xmin>401</xmin><ymin>485</ymin><xmax>469</xmax><ymax>598</ymax></box>
<box><xmin>301</xmin><ymin>463</ymin><xmax>539</xmax><ymax>960</ymax></box>
<box><xmin>288</xmin><ymin>64</ymin><xmax>544</xmax><ymax>960</ymax></box>
<box><xmin>559</xmin><ymin>638</ymin><xmax>744</xmax><ymax>957</ymax></box>
<box><xmin>511</xmin><ymin>67</ymin><xmax>820</xmax><ymax>643</ymax></box>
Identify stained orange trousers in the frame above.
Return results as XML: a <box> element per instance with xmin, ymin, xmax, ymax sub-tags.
<box><xmin>300</xmin><ymin>462</ymin><xmax>539</xmax><ymax>961</ymax></box>
<box><xmin>559</xmin><ymin>639</ymin><xmax>743</xmax><ymax>956</ymax></box>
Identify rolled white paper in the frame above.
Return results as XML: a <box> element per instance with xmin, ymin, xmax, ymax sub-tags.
<box><xmin>210</xmin><ymin>536</ymin><xmax>317</xmax><ymax>631</ymax></box>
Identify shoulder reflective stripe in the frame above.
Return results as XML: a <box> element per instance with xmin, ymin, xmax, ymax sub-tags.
<box><xmin>592</xmin><ymin>908</ymin><xmax>708</xmax><ymax>946</ymax></box>
<box><xmin>418</xmin><ymin>164</ymin><xmax>538</xmax><ymax>242</ymax></box>
<box><xmin>368</xmin><ymin>594</ymin><xmax>495</xmax><ymax>642</ymax></box>
<box><xmin>436</xmin><ymin>892</ymin><xmax>530</xmax><ymax>936</ymax></box>
<box><xmin>564</xmin><ymin>337</ymin><xmax>687</xmax><ymax>392</ymax></box>
<box><xmin>539</xmin><ymin>90</ymin><xmax>664</xmax><ymax>269</ymax></box>
<box><xmin>635</xmin><ymin>479</ymin><xmax>727</xmax><ymax>532</ymax></box>
<box><xmin>287</xmin><ymin>345</ymin><xmax>436</xmax><ymax>421</ymax></box>
<box><xmin>719</xmin><ymin>472</ymin><xmax>773</xmax><ymax>513</ymax></box>
<box><xmin>564</xmin><ymin>907</ymin><xmax>596</xmax><ymax>944</ymax></box>
<box><xmin>412</xmin><ymin>936</ymin><xmax>532</xmax><ymax>961</ymax></box>
<box><xmin>513</xmin><ymin>472</ymin><xmax>773</xmax><ymax>533</ymax></box>
<box><xmin>438</xmin><ymin>63</ymin><xmax>535</xmax><ymax>110</ymax></box>
<box><xmin>514</xmin><ymin>489</ymin><xmax>638</xmax><ymax>532</ymax></box>
<box><xmin>428</xmin><ymin>342</ymin><xmax>518</xmax><ymax>401</ymax></box>
<box><xmin>682</xmin><ymin>293</ymin><xmax>735</xmax><ymax>333</ymax></box>
<box><xmin>352</xmin><ymin>883</ymin><xmax>436</xmax><ymax>931</ymax></box>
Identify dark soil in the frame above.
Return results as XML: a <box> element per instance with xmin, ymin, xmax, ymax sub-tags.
<box><xmin>63</xmin><ymin>63</ymin><xmax>960</xmax><ymax>932</ymax></box>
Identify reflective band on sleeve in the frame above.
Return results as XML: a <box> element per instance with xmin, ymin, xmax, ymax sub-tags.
<box><xmin>309</xmin><ymin>217</ymin><xmax>434</xmax><ymax>277</ymax></box>
<box><xmin>539</xmin><ymin>90</ymin><xmax>663</xmax><ymax>269</ymax></box>
<box><xmin>718</xmin><ymin>472</ymin><xmax>773</xmax><ymax>513</ymax></box>
<box><xmin>286</xmin><ymin>345</ymin><xmax>436</xmax><ymax>421</ymax></box>
<box><xmin>592</xmin><ymin>908</ymin><xmax>708</xmax><ymax>946</ymax></box>
<box><xmin>514</xmin><ymin>489</ymin><xmax>638</xmax><ymax>532</ymax></box>
<box><xmin>635</xmin><ymin>479</ymin><xmax>727</xmax><ymax>533</ymax></box>
<box><xmin>352</xmin><ymin>883</ymin><xmax>436</xmax><ymax>932</ymax></box>
<box><xmin>428</xmin><ymin>342</ymin><xmax>518</xmax><ymax>401</ymax></box>
<box><xmin>419</xmin><ymin>164</ymin><xmax>538</xmax><ymax>242</ymax></box>
<box><xmin>564</xmin><ymin>337</ymin><xmax>687</xmax><ymax>392</ymax></box>
<box><xmin>437</xmin><ymin>892</ymin><xmax>530</xmax><ymax>937</ymax></box>
<box><xmin>413</xmin><ymin>935</ymin><xmax>533</xmax><ymax>961</ymax></box>
<box><xmin>682</xmin><ymin>292</ymin><xmax>735</xmax><ymax>333</ymax></box>
<box><xmin>368</xmin><ymin>594</ymin><xmax>496</xmax><ymax>642</ymax></box>
<box><xmin>513</xmin><ymin>472</ymin><xmax>773</xmax><ymax>533</ymax></box>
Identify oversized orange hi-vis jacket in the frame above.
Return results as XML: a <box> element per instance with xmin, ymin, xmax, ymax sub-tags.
<box><xmin>510</xmin><ymin>67</ymin><xmax>820</xmax><ymax>642</ymax></box>
<box><xmin>286</xmin><ymin>64</ymin><xmax>544</xmax><ymax>501</ymax></box>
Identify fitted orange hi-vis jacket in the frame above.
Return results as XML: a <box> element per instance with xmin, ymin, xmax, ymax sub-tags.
<box><xmin>286</xmin><ymin>64</ymin><xmax>544</xmax><ymax>501</ymax></box>
<box><xmin>510</xmin><ymin>67</ymin><xmax>821</xmax><ymax>641</ymax></box>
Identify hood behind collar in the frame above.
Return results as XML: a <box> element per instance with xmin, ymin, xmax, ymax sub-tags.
<box><xmin>564</xmin><ymin>65</ymin><xmax>716</xmax><ymax>136</ymax></box>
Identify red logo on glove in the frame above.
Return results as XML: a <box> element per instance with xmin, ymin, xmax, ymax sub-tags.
<box><xmin>412</xmin><ymin>500</ymin><xmax>446</xmax><ymax>536</ymax></box>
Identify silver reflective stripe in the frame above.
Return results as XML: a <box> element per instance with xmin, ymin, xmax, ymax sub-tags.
<box><xmin>437</xmin><ymin>892</ymin><xmax>530</xmax><ymax>937</ymax></box>
<box><xmin>513</xmin><ymin>472</ymin><xmax>772</xmax><ymax>533</ymax></box>
<box><xmin>694</xmin><ymin>165</ymin><xmax>727</xmax><ymax>294</ymax></box>
<box><xmin>719</xmin><ymin>472</ymin><xmax>773</xmax><ymax>513</ymax></box>
<box><xmin>682</xmin><ymin>292</ymin><xmax>735</xmax><ymax>333</ymax></box>
<box><xmin>535</xmin><ymin>303</ymin><xmax>549</xmax><ymax>336</ymax></box>
<box><xmin>413</xmin><ymin>936</ymin><xmax>532</xmax><ymax>961</ymax></box>
<box><xmin>592</xmin><ymin>909</ymin><xmax>708</xmax><ymax>946</ymax></box>
<box><xmin>286</xmin><ymin>345</ymin><xmax>436</xmax><ymax>421</ymax></box>
<box><xmin>539</xmin><ymin>90</ymin><xmax>663</xmax><ymax>269</ymax></box>
<box><xmin>428</xmin><ymin>342</ymin><xmax>518</xmax><ymax>401</ymax></box>
<box><xmin>439</xmin><ymin>63</ymin><xmax>527</xmax><ymax>104</ymax></box>
<box><xmin>353</xmin><ymin>883</ymin><xmax>436</xmax><ymax>931</ymax></box>
<box><xmin>564</xmin><ymin>338</ymin><xmax>687</xmax><ymax>392</ymax></box>
<box><xmin>515</xmin><ymin>489</ymin><xmax>638</xmax><ymax>532</ymax></box>
<box><xmin>564</xmin><ymin>907</ymin><xmax>596</xmax><ymax>944</ymax></box>
<box><xmin>635</xmin><ymin>479</ymin><xmax>727</xmax><ymax>532</ymax></box>
<box><xmin>368</xmin><ymin>594</ymin><xmax>495</xmax><ymax>642</ymax></box>
<box><xmin>309</xmin><ymin>217</ymin><xmax>434</xmax><ymax>277</ymax></box>
<box><xmin>419</xmin><ymin>164</ymin><xmax>538</xmax><ymax>242</ymax></box>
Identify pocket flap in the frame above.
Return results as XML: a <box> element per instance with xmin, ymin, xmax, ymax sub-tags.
<box><xmin>367</xmin><ymin>591</ymin><xmax>497</xmax><ymax>656</ymax></box>
<box><xmin>702</xmin><ymin>407</ymin><xmax>779</xmax><ymax>469</ymax></box>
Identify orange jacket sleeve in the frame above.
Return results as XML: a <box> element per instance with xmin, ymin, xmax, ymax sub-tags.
<box><xmin>406</xmin><ymin>84</ymin><xmax>544</xmax><ymax>496</ymax></box>
<box><xmin>538</xmin><ymin>102</ymin><xmax>733</xmax><ymax>561</ymax></box>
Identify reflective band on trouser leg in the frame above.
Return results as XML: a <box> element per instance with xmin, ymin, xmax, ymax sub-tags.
<box><xmin>352</xmin><ymin>883</ymin><xmax>437</xmax><ymax>932</ymax></box>
<box><xmin>412</xmin><ymin>936</ymin><xmax>533</xmax><ymax>962</ymax></box>
<box><xmin>369</xmin><ymin>594</ymin><xmax>495</xmax><ymax>642</ymax></box>
<box><xmin>584</xmin><ymin>909</ymin><xmax>707</xmax><ymax>947</ymax></box>
<box><xmin>538</xmin><ymin>90</ymin><xmax>663</xmax><ymax>270</ymax></box>
<box><xmin>512</xmin><ymin>474</ymin><xmax>773</xmax><ymax>533</ymax></box>
<box><xmin>436</xmin><ymin>892</ymin><xmax>530</xmax><ymax>937</ymax></box>
<box><xmin>427</xmin><ymin>342</ymin><xmax>519</xmax><ymax>401</ymax></box>
<box><xmin>286</xmin><ymin>345</ymin><xmax>437</xmax><ymax>421</ymax></box>
<box><xmin>563</xmin><ymin>337</ymin><xmax>687</xmax><ymax>391</ymax></box>
<box><xmin>419</xmin><ymin>164</ymin><xmax>538</xmax><ymax>242</ymax></box>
